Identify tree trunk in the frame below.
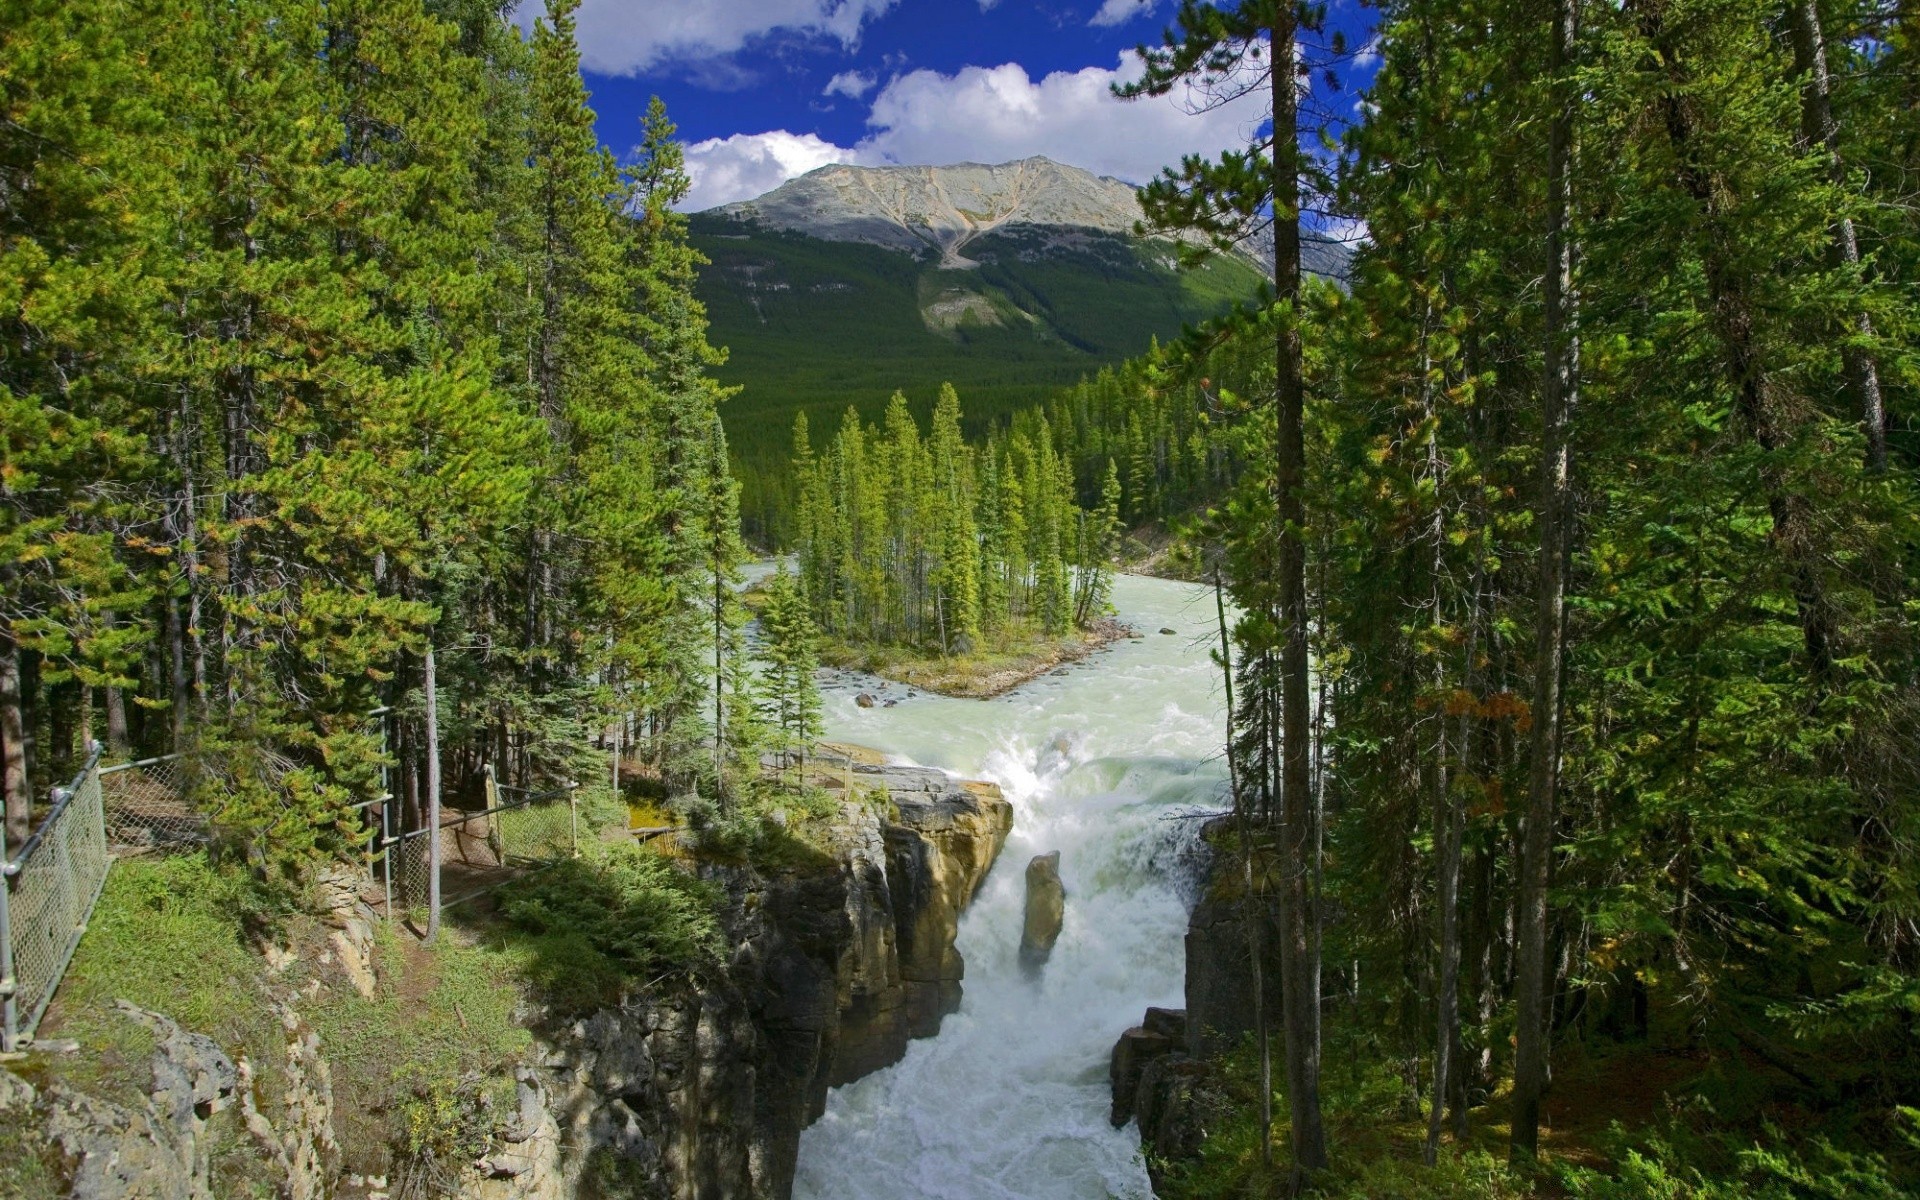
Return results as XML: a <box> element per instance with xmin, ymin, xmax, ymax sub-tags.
<box><xmin>1217</xmin><ymin>576</ymin><xmax>1273</xmax><ymax>1169</ymax></box>
<box><xmin>1425</xmin><ymin>389</ymin><xmax>1463</xmax><ymax>1164</ymax></box>
<box><xmin>1642</xmin><ymin>0</ymin><xmax>1839</xmax><ymax>683</ymax></box>
<box><xmin>1512</xmin><ymin>0</ymin><xmax>1580</xmax><ymax>1159</ymax></box>
<box><xmin>1</xmin><ymin>630</ymin><xmax>29</xmax><ymax>846</ymax></box>
<box><xmin>1786</xmin><ymin>0</ymin><xmax>1887</xmax><ymax>472</ymax></box>
<box><xmin>1271</xmin><ymin>16</ymin><xmax>1328</xmax><ymax>1185</ymax></box>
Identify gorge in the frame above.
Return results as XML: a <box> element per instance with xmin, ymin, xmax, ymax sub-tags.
<box><xmin>792</xmin><ymin>573</ymin><xmax>1226</xmax><ymax>1200</ymax></box>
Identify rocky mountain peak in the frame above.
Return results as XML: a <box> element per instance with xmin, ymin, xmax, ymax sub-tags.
<box><xmin>704</xmin><ymin>156</ymin><xmax>1350</xmax><ymax>280</ymax></box>
<box><xmin>706</xmin><ymin>157</ymin><xmax>1150</xmax><ymax>269</ymax></box>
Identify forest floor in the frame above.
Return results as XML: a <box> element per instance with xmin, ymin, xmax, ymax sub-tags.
<box><xmin>817</xmin><ymin>615</ymin><xmax>1137</xmax><ymax>698</ymax></box>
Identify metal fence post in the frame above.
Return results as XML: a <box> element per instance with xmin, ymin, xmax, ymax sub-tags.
<box><xmin>0</xmin><ymin>818</ymin><xmax>15</xmax><ymax>1053</ymax></box>
<box><xmin>568</xmin><ymin>782</ymin><xmax>579</xmax><ymax>859</ymax></box>
<box><xmin>371</xmin><ymin>706</ymin><xmax>393</xmax><ymax>919</ymax></box>
<box><xmin>424</xmin><ymin>644</ymin><xmax>442</xmax><ymax>944</ymax></box>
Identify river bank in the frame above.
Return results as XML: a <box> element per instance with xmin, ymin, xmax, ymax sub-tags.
<box><xmin>817</xmin><ymin>615</ymin><xmax>1138</xmax><ymax>699</ymax></box>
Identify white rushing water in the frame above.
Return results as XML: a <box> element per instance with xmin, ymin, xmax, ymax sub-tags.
<box><xmin>792</xmin><ymin>574</ymin><xmax>1228</xmax><ymax>1200</ymax></box>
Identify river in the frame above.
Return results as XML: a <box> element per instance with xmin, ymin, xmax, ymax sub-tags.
<box><xmin>791</xmin><ymin>574</ymin><xmax>1228</xmax><ymax>1200</ymax></box>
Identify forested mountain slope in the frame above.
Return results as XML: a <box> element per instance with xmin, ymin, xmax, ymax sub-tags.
<box><xmin>690</xmin><ymin>158</ymin><xmax>1347</xmax><ymax>535</ymax></box>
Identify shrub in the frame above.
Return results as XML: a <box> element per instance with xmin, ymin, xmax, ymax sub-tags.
<box><xmin>498</xmin><ymin>843</ymin><xmax>722</xmax><ymax>1008</ymax></box>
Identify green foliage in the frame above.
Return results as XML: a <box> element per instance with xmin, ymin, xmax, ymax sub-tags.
<box><xmin>689</xmin><ymin>217</ymin><xmax>1268</xmax><ymax>537</ymax></box>
<box><xmin>304</xmin><ymin>924</ymin><xmax>530</xmax><ymax>1180</ymax></box>
<box><xmin>0</xmin><ymin>0</ymin><xmax>752</xmax><ymax>886</ymax></box>
<box><xmin>1557</xmin><ymin>1116</ymin><xmax>1920</xmax><ymax>1200</ymax></box>
<box><xmin>497</xmin><ymin>843</ymin><xmax>722</xmax><ymax>1008</ymax></box>
<box><xmin>756</xmin><ymin>563</ymin><xmax>824</xmax><ymax>777</ymax></box>
<box><xmin>786</xmin><ymin>389</ymin><xmax>1118</xmax><ymax>659</ymax></box>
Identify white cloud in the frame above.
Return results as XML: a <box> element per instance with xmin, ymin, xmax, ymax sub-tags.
<box><xmin>1317</xmin><ymin>216</ymin><xmax>1370</xmax><ymax>247</ymax></box>
<box><xmin>1089</xmin><ymin>0</ymin><xmax>1157</xmax><ymax>26</ymax></box>
<box><xmin>859</xmin><ymin>55</ymin><xmax>1265</xmax><ymax>185</ymax></box>
<box><xmin>823</xmin><ymin>70</ymin><xmax>877</xmax><ymax>99</ymax></box>
<box><xmin>523</xmin><ymin>0</ymin><xmax>898</xmax><ymax>76</ymax></box>
<box><xmin>680</xmin><ymin>131</ymin><xmax>853</xmax><ymax>213</ymax></box>
<box><xmin>677</xmin><ymin>52</ymin><xmax>1267</xmax><ymax>210</ymax></box>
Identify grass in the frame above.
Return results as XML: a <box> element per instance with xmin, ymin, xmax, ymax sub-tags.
<box><xmin>36</xmin><ymin>856</ymin><xmax>284</xmax><ymax>1108</ymax></box>
<box><xmin>27</xmin><ymin>856</ymin><xmax>294</xmax><ymax>1197</ymax></box>
<box><xmin>302</xmin><ymin>924</ymin><xmax>533</xmax><ymax>1178</ymax></box>
<box><xmin>0</xmin><ymin>1116</ymin><xmax>65</xmax><ymax>1199</ymax></box>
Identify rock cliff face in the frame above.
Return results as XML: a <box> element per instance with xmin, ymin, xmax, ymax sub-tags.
<box><xmin>709</xmin><ymin>157</ymin><xmax>1149</xmax><ymax>269</ymax></box>
<box><xmin>1112</xmin><ymin>818</ymin><xmax>1265</xmax><ymax>1189</ymax></box>
<box><xmin>527</xmin><ymin>768</ymin><xmax>1012</xmax><ymax>1200</ymax></box>
<box><xmin>14</xmin><ymin>764</ymin><xmax>1010</xmax><ymax>1200</ymax></box>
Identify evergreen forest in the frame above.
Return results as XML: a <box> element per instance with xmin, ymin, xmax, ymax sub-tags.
<box><xmin>0</xmin><ymin>0</ymin><xmax>776</xmax><ymax>869</ymax></box>
<box><xmin>4</xmin><ymin>0</ymin><xmax>1920</xmax><ymax>1194</ymax></box>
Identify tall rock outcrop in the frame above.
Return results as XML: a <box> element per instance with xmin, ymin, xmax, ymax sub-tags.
<box><xmin>1112</xmin><ymin>818</ymin><xmax>1264</xmax><ymax>1190</ymax></box>
<box><xmin>532</xmin><ymin>767</ymin><xmax>1013</xmax><ymax>1200</ymax></box>
<box><xmin>1019</xmin><ymin>851</ymin><xmax>1065</xmax><ymax>973</ymax></box>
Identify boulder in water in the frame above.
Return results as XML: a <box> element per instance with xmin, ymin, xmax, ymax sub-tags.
<box><xmin>1019</xmin><ymin>851</ymin><xmax>1065</xmax><ymax>973</ymax></box>
<box><xmin>1109</xmin><ymin>1009</ymin><xmax>1186</xmax><ymax>1126</ymax></box>
<box><xmin>855</xmin><ymin>693</ymin><xmax>876</xmax><ymax>708</ymax></box>
<box><xmin>1159</xmin><ymin>627</ymin><xmax>1178</xmax><ymax>636</ymax></box>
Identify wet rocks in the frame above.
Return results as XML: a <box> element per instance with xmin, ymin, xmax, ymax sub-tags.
<box><xmin>529</xmin><ymin>766</ymin><xmax>1013</xmax><ymax>1200</ymax></box>
<box><xmin>1109</xmin><ymin>1006</ymin><xmax>1212</xmax><ymax>1187</ymax></box>
<box><xmin>855</xmin><ymin>693</ymin><xmax>877</xmax><ymax>708</ymax></box>
<box><xmin>1019</xmin><ymin>852</ymin><xmax>1065</xmax><ymax>973</ymax></box>
<box><xmin>1109</xmin><ymin>1006</ymin><xmax>1184</xmax><ymax>1126</ymax></box>
<box><xmin>1160</xmin><ymin>627</ymin><xmax>1178</xmax><ymax>636</ymax></box>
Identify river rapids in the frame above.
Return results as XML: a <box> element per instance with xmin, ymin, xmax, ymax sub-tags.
<box><xmin>792</xmin><ymin>574</ymin><xmax>1228</xmax><ymax>1200</ymax></box>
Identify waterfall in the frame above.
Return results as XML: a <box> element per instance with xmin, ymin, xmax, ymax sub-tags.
<box><xmin>794</xmin><ymin>575</ymin><xmax>1228</xmax><ymax>1200</ymax></box>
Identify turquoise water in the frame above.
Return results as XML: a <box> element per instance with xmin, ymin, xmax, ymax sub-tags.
<box><xmin>792</xmin><ymin>574</ymin><xmax>1228</xmax><ymax>1200</ymax></box>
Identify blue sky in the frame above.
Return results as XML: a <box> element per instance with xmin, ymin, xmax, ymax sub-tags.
<box><xmin>529</xmin><ymin>0</ymin><xmax>1379</xmax><ymax>213</ymax></box>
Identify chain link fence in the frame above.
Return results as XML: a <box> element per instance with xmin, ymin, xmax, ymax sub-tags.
<box><xmin>99</xmin><ymin>755</ymin><xmax>208</xmax><ymax>854</ymax></box>
<box><xmin>386</xmin><ymin>781</ymin><xmax>579</xmax><ymax>916</ymax></box>
<box><xmin>2</xmin><ymin>748</ymin><xmax>111</xmax><ymax>1051</ymax></box>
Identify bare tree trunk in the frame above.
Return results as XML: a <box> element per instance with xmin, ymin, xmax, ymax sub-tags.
<box><xmin>105</xmin><ymin>609</ymin><xmax>132</xmax><ymax>754</ymax></box>
<box><xmin>1786</xmin><ymin>0</ymin><xmax>1887</xmax><ymax>472</ymax></box>
<box><xmin>1216</xmin><ymin>576</ymin><xmax>1273</xmax><ymax>1168</ymax></box>
<box><xmin>1</xmin><ymin>630</ymin><xmax>29</xmax><ymax>845</ymax></box>
<box><xmin>1513</xmin><ymin>0</ymin><xmax>1580</xmax><ymax>1159</ymax></box>
<box><xmin>1425</xmin><ymin>379</ymin><xmax>1463</xmax><ymax>1165</ymax></box>
<box><xmin>1270</xmin><ymin>17</ymin><xmax>1328</xmax><ymax>1185</ymax></box>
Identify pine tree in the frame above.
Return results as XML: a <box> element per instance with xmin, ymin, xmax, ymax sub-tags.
<box><xmin>757</xmin><ymin>564</ymin><xmax>822</xmax><ymax>784</ymax></box>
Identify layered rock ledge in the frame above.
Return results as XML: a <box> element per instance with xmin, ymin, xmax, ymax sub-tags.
<box><xmin>532</xmin><ymin>762</ymin><xmax>1013</xmax><ymax>1200</ymax></box>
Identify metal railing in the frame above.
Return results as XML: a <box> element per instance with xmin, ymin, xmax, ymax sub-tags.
<box><xmin>1</xmin><ymin>747</ymin><xmax>111</xmax><ymax>1052</ymax></box>
<box><xmin>382</xmin><ymin>773</ymin><xmax>578</xmax><ymax>918</ymax></box>
<box><xmin>100</xmin><ymin>754</ymin><xmax>207</xmax><ymax>853</ymax></box>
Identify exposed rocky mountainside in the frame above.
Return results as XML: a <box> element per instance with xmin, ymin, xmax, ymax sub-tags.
<box><xmin>711</xmin><ymin>157</ymin><xmax>1177</xmax><ymax>269</ymax></box>
<box><xmin>692</xmin><ymin>157</ymin><xmax>1349</xmax><ymax>535</ymax></box>
<box><xmin>705</xmin><ymin>157</ymin><xmax>1349</xmax><ymax>278</ymax></box>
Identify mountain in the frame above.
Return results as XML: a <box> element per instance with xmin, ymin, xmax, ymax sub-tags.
<box><xmin>691</xmin><ymin>157</ymin><xmax>1348</xmax><ymax>535</ymax></box>
<box><xmin>712</xmin><ymin>156</ymin><xmax>1184</xmax><ymax>268</ymax></box>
